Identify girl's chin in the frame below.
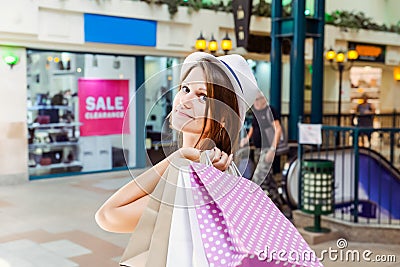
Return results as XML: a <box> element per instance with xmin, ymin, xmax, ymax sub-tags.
<box><xmin>171</xmin><ymin>118</ymin><xmax>204</xmax><ymax>133</ymax></box>
<box><xmin>171</xmin><ymin>123</ymin><xmax>202</xmax><ymax>134</ymax></box>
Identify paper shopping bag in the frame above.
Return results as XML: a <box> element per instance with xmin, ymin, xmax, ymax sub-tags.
<box><xmin>146</xmin><ymin>164</ymin><xmax>180</xmax><ymax>267</ymax></box>
<box><xmin>119</xmin><ymin>167</ymin><xmax>168</xmax><ymax>266</ymax></box>
<box><xmin>166</xmin><ymin>167</ymin><xmax>209</xmax><ymax>267</ymax></box>
<box><xmin>120</xmin><ymin>163</ymin><xmax>179</xmax><ymax>267</ymax></box>
<box><xmin>189</xmin><ymin>162</ymin><xmax>323</xmax><ymax>267</ymax></box>
<box><xmin>183</xmin><ymin>169</ymin><xmax>210</xmax><ymax>267</ymax></box>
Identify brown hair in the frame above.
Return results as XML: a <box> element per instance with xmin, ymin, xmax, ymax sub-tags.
<box><xmin>180</xmin><ymin>60</ymin><xmax>241</xmax><ymax>154</ymax></box>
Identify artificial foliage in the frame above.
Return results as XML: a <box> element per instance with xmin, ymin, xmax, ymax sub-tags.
<box><xmin>136</xmin><ymin>0</ymin><xmax>400</xmax><ymax>34</ymax></box>
<box><xmin>325</xmin><ymin>10</ymin><xmax>400</xmax><ymax>34</ymax></box>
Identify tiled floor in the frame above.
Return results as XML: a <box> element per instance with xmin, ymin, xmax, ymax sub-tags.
<box><xmin>0</xmin><ymin>169</ymin><xmax>399</xmax><ymax>267</ymax></box>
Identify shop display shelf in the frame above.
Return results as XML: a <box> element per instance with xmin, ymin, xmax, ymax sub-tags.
<box><xmin>29</xmin><ymin>141</ymin><xmax>79</xmax><ymax>150</ymax></box>
<box><xmin>28</xmin><ymin>161</ymin><xmax>83</xmax><ymax>175</ymax></box>
<box><xmin>28</xmin><ymin>122</ymin><xmax>81</xmax><ymax>129</ymax></box>
<box><xmin>28</xmin><ymin>105</ymin><xmax>73</xmax><ymax>111</ymax></box>
<box><xmin>151</xmin><ymin>140</ymin><xmax>176</xmax><ymax>150</ymax></box>
<box><xmin>51</xmin><ymin>70</ymin><xmax>76</xmax><ymax>75</ymax></box>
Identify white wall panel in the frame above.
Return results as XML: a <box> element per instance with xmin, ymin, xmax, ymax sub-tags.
<box><xmin>0</xmin><ymin>0</ymin><xmax>38</xmax><ymax>35</ymax></box>
<box><xmin>38</xmin><ymin>9</ymin><xmax>84</xmax><ymax>44</ymax></box>
<box><xmin>0</xmin><ymin>46</ymin><xmax>28</xmax><ymax>183</ymax></box>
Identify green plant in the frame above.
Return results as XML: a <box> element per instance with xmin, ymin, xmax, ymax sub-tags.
<box><xmin>252</xmin><ymin>0</ymin><xmax>271</xmax><ymax>17</ymax></box>
<box><xmin>139</xmin><ymin>0</ymin><xmax>292</xmax><ymax>18</ymax></box>
<box><xmin>135</xmin><ymin>1</ymin><xmax>400</xmax><ymax>35</ymax></box>
<box><xmin>325</xmin><ymin>10</ymin><xmax>393</xmax><ymax>33</ymax></box>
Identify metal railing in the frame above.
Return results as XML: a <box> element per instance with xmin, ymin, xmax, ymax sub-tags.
<box><xmin>297</xmin><ymin>126</ymin><xmax>400</xmax><ymax>225</ymax></box>
<box><xmin>281</xmin><ymin>110</ymin><xmax>400</xmax><ymax>137</ymax></box>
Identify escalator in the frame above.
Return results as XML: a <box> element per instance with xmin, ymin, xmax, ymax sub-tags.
<box><xmin>282</xmin><ymin>146</ymin><xmax>400</xmax><ymax>220</ymax></box>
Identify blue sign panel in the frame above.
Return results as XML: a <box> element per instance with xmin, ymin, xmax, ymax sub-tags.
<box><xmin>84</xmin><ymin>14</ymin><xmax>156</xmax><ymax>47</ymax></box>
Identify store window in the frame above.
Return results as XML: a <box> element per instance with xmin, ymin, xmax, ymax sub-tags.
<box><xmin>350</xmin><ymin>66</ymin><xmax>381</xmax><ymax>113</ymax></box>
<box><xmin>27</xmin><ymin>50</ymin><xmax>136</xmax><ymax>177</ymax></box>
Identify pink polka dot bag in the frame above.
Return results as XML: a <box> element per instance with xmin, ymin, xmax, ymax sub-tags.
<box><xmin>172</xmin><ymin>162</ymin><xmax>324</xmax><ymax>267</ymax></box>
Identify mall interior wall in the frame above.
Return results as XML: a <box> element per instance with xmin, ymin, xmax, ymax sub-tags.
<box><xmin>381</xmin><ymin>66</ymin><xmax>400</xmax><ymax>112</ymax></box>
<box><xmin>0</xmin><ymin>46</ymin><xmax>28</xmax><ymax>184</ymax></box>
<box><xmin>326</xmin><ymin>0</ymin><xmax>400</xmax><ymax>25</ymax></box>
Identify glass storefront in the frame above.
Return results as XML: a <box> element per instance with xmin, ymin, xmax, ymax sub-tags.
<box><xmin>27</xmin><ymin>50</ymin><xmax>137</xmax><ymax>177</ymax></box>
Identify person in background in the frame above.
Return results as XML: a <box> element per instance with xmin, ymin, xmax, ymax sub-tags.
<box><xmin>240</xmin><ymin>91</ymin><xmax>283</xmax><ymax>208</ymax></box>
<box><xmin>356</xmin><ymin>93</ymin><xmax>375</xmax><ymax>147</ymax></box>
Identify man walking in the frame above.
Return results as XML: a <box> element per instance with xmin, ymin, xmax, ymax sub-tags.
<box><xmin>240</xmin><ymin>91</ymin><xmax>283</xmax><ymax>207</ymax></box>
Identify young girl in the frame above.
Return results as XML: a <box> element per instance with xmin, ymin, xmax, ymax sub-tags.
<box><xmin>95</xmin><ymin>52</ymin><xmax>261</xmax><ymax>233</ymax></box>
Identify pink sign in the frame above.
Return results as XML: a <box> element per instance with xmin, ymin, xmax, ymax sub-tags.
<box><xmin>78</xmin><ymin>79</ymin><xmax>130</xmax><ymax>136</ymax></box>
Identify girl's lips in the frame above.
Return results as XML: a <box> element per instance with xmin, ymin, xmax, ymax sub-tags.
<box><xmin>176</xmin><ymin>110</ymin><xmax>193</xmax><ymax>119</ymax></box>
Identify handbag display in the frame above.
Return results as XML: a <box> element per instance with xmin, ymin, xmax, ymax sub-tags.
<box><xmin>39</xmin><ymin>157</ymin><xmax>52</xmax><ymax>166</ymax></box>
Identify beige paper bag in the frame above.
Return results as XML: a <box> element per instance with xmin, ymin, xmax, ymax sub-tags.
<box><xmin>120</xmin><ymin>161</ymin><xmax>184</xmax><ymax>267</ymax></box>
<box><xmin>145</xmin><ymin>165</ymin><xmax>180</xmax><ymax>267</ymax></box>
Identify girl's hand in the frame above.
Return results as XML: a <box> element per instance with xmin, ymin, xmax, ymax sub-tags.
<box><xmin>171</xmin><ymin>147</ymin><xmax>233</xmax><ymax>172</ymax></box>
<box><xmin>207</xmin><ymin>147</ymin><xmax>233</xmax><ymax>172</ymax></box>
<box><xmin>172</xmin><ymin>147</ymin><xmax>201</xmax><ymax>162</ymax></box>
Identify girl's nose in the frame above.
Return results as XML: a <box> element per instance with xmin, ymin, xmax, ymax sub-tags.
<box><xmin>180</xmin><ymin>92</ymin><xmax>195</xmax><ymax>108</ymax></box>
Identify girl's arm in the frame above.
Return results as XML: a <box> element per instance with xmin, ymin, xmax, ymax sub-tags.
<box><xmin>95</xmin><ymin>148</ymin><xmax>201</xmax><ymax>233</ymax></box>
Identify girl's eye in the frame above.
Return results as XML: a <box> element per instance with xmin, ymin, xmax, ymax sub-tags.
<box><xmin>182</xmin><ymin>86</ymin><xmax>190</xmax><ymax>94</ymax></box>
<box><xmin>199</xmin><ymin>94</ymin><xmax>207</xmax><ymax>103</ymax></box>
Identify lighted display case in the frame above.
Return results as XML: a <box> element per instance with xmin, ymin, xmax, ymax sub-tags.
<box><xmin>27</xmin><ymin>50</ymin><xmax>137</xmax><ymax>177</ymax></box>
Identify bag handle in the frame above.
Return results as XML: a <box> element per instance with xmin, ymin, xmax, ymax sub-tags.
<box><xmin>201</xmin><ymin>150</ymin><xmax>241</xmax><ymax>177</ymax></box>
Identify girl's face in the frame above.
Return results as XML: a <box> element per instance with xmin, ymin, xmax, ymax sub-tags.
<box><xmin>171</xmin><ymin>66</ymin><xmax>209</xmax><ymax>134</ymax></box>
